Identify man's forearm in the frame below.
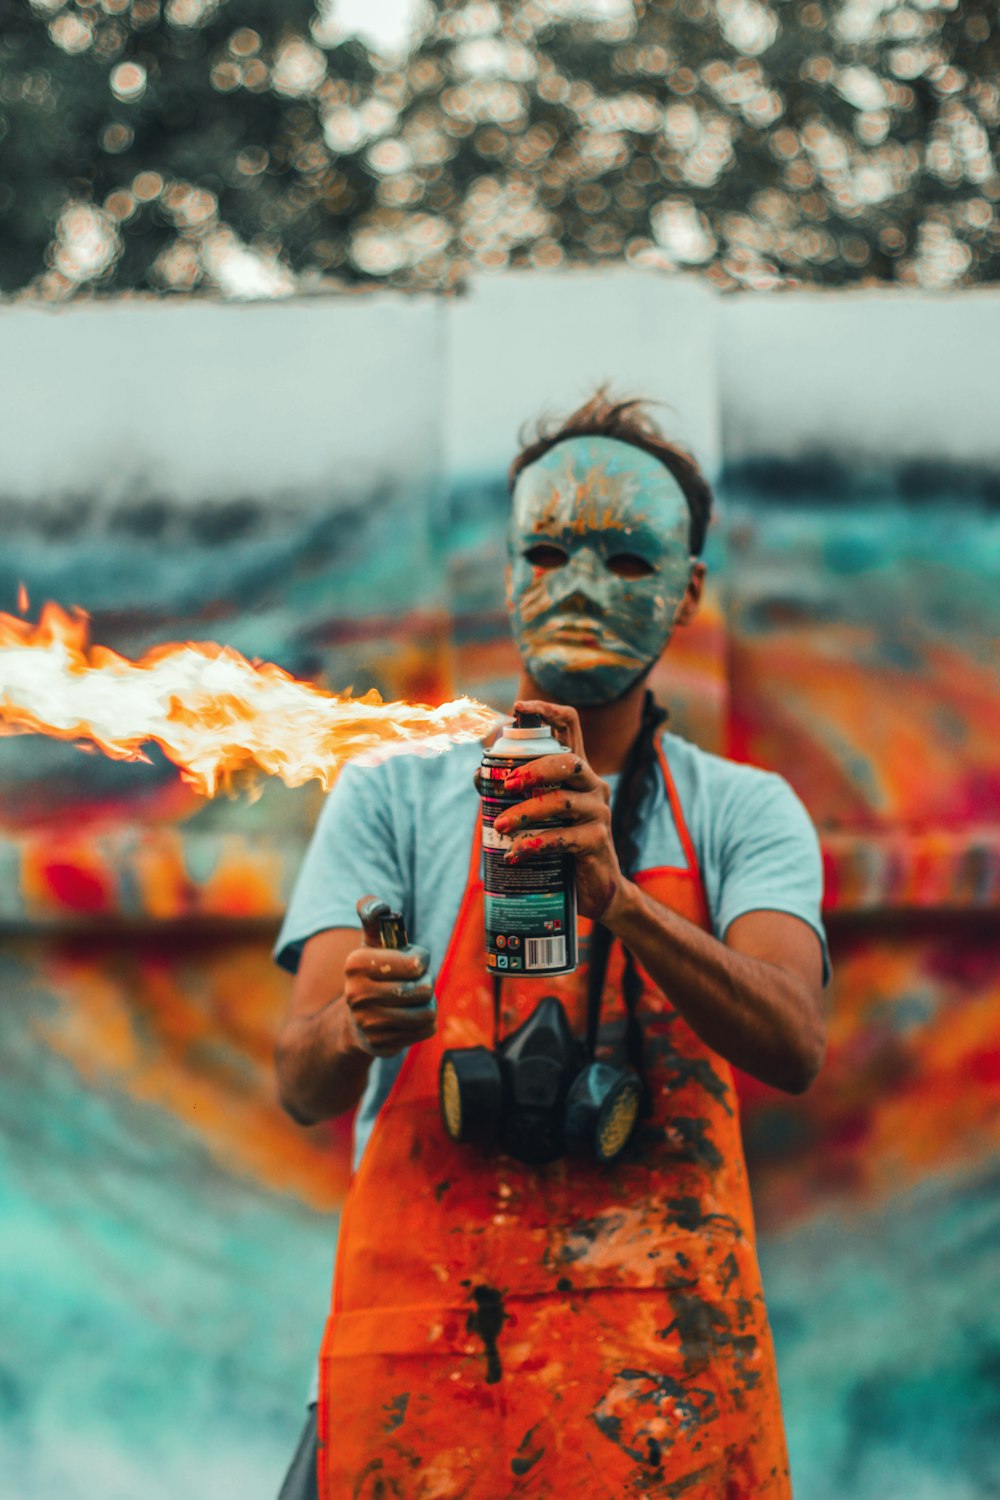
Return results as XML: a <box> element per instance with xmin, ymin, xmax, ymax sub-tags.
<box><xmin>605</xmin><ymin>881</ymin><xmax>824</xmax><ymax>1094</ymax></box>
<box><xmin>274</xmin><ymin>996</ymin><xmax>373</xmax><ymax>1125</ymax></box>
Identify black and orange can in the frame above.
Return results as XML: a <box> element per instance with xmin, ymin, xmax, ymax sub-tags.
<box><xmin>479</xmin><ymin>711</ymin><xmax>577</xmax><ymax>977</ymax></box>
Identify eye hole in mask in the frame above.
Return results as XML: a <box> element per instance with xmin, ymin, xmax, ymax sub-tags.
<box><xmin>523</xmin><ymin>544</ymin><xmax>569</xmax><ymax>569</ymax></box>
<box><xmin>523</xmin><ymin>545</ymin><xmax>656</xmax><ymax>580</ymax></box>
<box><xmin>606</xmin><ymin>554</ymin><xmax>655</xmax><ymax>579</ymax></box>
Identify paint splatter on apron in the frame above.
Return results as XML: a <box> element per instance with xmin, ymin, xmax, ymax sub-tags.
<box><xmin>318</xmin><ymin>743</ymin><xmax>791</xmax><ymax>1498</ymax></box>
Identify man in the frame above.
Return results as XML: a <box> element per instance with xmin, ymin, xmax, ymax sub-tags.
<box><xmin>273</xmin><ymin>392</ymin><xmax>827</xmax><ymax>1499</ymax></box>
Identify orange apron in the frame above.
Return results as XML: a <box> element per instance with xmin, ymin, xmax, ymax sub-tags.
<box><xmin>318</xmin><ymin>742</ymin><xmax>791</xmax><ymax>1498</ymax></box>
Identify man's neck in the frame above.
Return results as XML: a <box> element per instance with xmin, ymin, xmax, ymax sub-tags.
<box><xmin>515</xmin><ymin>673</ymin><xmax>651</xmax><ymax>776</ymax></box>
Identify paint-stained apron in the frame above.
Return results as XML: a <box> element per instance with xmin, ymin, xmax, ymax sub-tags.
<box><xmin>318</xmin><ymin>742</ymin><xmax>791</xmax><ymax>1498</ymax></box>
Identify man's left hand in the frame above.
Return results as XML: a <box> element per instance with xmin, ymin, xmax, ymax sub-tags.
<box><xmin>492</xmin><ymin>700</ymin><xmax>629</xmax><ymax>924</ymax></box>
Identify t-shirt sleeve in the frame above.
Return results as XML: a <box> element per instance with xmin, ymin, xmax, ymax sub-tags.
<box><xmin>273</xmin><ymin>760</ymin><xmax>405</xmax><ymax>974</ymax></box>
<box><xmin>714</xmin><ymin>772</ymin><xmax>830</xmax><ymax>983</ymax></box>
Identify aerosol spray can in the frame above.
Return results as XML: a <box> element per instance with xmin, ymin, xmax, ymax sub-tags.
<box><xmin>480</xmin><ymin>711</ymin><xmax>578</xmax><ymax>977</ymax></box>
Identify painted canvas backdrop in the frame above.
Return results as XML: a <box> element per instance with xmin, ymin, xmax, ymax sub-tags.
<box><xmin>0</xmin><ymin>274</ymin><xmax>997</xmax><ymax>1499</ymax></box>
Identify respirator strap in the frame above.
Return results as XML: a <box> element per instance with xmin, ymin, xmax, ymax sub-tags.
<box><xmin>584</xmin><ymin>921</ymin><xmax>613</xmax><ymax>1061</ymax></box>
<box><xmin>492</xmin><ymin>973</ymin><xmax>503</xmax><ymax>1051</ymax></box>
<box><xmin>584</xmin><ymin>690</ymin><xmax>667</xmax><ymax>1109</ymax></box>
<box><xmin>621</xmin><ymin>950</ymin><xmax>649</xmax><ymax>1113</ymax></box>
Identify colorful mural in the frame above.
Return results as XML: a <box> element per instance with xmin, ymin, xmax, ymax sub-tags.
<box><xmin>0</xmin><ymin>302</ymin><xmax>998</xmax><ymax>1499</ymax></box>
<box><xmin>0</xmin><ymin>933</ymin><xmax>342</xmax><ymax>1500</ymax></box>
<box><xmin>725</xmin><ymin>473</ymin><xmax>1000</xmax><ymax>1500</ymax></box>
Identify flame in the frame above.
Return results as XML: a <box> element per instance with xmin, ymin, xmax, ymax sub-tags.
<box><xmin>0</xmin><ymin>602</ymin><xmax>496</xmax><ymax>795</ymax></box>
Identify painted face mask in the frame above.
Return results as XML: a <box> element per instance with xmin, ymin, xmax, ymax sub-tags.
<box><xmin>507</xmin><ymin>435</ymin><xmax>695</xmax><ymax>707</ymax></box>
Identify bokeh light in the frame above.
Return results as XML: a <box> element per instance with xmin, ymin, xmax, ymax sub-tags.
<box><xmin>0</xmin><ymin>1</ymin><xmax>997</xmax><ymax>299</ymax></box>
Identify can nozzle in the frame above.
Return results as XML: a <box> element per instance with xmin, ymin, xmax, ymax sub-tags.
<box><xmin>513</xmin><ymin>710</ymin><xmax>544</xmax><ymax>729</ymax></box>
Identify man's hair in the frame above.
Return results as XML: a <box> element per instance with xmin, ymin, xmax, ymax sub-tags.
<box><xmin>507</xmin><ymin>388</ymin><xmax>713</xmax><ymax>557</ymax></box>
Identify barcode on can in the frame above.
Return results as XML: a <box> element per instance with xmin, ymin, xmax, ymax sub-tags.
<box><xmin>526</xmin><ymin>935</ymin><xmax>567</xmax><ymax>970</ymax></box>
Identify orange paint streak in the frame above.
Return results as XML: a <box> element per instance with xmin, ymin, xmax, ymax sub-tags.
<box><xmin>200</xmin><ymin>853</ymin><xmax>286</xmax><ymax>920</ymax></box>
<box><xmin>36</xmin><ymin>938</ymin><xmax>349</xmax><ymax>1210</ymax></box>
<box><xmin>133</xmin><ymin>837</ymin><xmax>199</xmax><ymax>921</ymax></box>
<box><xmin>746</xmin><ymin>928</ymin><xmax>1000</xmax><ymax>1229</ymax></box>
<box><xmin>731</xmin><ymin>627</ymin><xmax>1000</xmax><ymax>826</ymax></box>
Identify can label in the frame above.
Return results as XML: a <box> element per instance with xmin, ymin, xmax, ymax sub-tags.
<box><xmin>480</xmin><ymin>754</ymin><xmax>578</xmax><ymax>976</ymax></box>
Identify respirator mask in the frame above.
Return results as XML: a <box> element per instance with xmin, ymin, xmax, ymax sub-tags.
<box><xmin>439</xmin><ymin>988</ymin><xmax>642</xmax><ymax>1166</ymax></box>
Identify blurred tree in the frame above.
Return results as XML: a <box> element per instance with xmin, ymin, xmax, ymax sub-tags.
<box><xmin>0</xmin><ymin>0</ymin><xmax>997</xmax><ymax>298</ymax></box>
<box><xmin>0</xmin><ymin>0</ymin><xmax>379</xmax><ymax>295</ymax></box>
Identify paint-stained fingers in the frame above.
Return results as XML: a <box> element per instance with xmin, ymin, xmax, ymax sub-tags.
<box><xmin>344</xmin><ymin>944</ymin><xmax>430</xmax><ymax>981</ymax></box>
<box><xmin>349</xmin><ymin>999</ymin><xmax>437</xmax><ymax>1030</ymax></box>
<box><xmin>504</xmin><ymin>822</ymin><xmax>607</xmax><ymax>862</ymax></box>
<box><xmin>513</xmin><ymin>699</ymin><xmax>585</xmax><ymax>758</ymax></box>
<box><xmin>504</xmin><ymin>752</ymin><xmax>602</xmax><ymax>794</ymax></box>
<box><xmin>346</xmin><ymin>991</ymin><xmax>437</xmax><ymax>1056</ymax></box>
<box><xmin>356</xmin><ymin>1036</ymin><xmax>434</xmax><ymax>1057</ymax></box>
<box><xmin>348</xmin><ymin>981</ymin><xmax>435</xmax><ymax>1010</ymax></box>
<box><xmin>494</xmin><ymin>789</ymin><xmax>610</xmax><ymax>832</ymax></box>
<box><xmin>348</xmin><ymin>1000</ymin><xmax>438</xmax><ymax>1058</ymax></box>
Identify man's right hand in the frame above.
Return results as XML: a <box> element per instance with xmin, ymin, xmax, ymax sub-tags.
<box><xmin>276</xmin><ymin>922</ymin><xmax>437</xmax><ymax>1124</ymax></box>
<box><xmin>343</xmin><ymin>942</ymin><xmax>437</xmax><ymax>1059</ymax></box>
